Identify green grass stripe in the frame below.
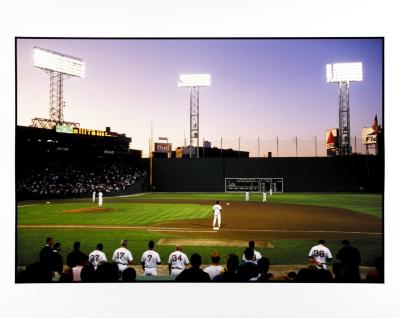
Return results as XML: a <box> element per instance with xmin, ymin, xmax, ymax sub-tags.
<box><xmin>119</xmin><ymin>192</ymin><xmax>382</xmax><ymax>217</ymax></box>
<box><xmin>18</xmin><ymin>202</ymin><xmax>211</xmax><ymax>226</ymax></box>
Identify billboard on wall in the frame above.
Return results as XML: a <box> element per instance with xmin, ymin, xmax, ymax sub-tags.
<box><xmin>362</xmin><ymin>128</ymin><xmax>377</xmax><ymax>145</ymax></box>
<box><xmin>154</xmin><ymin>142</ymin><xmax>172</xmax><ymax>153</ymax></box>
<box><xmin>325</xmin><ymin>128</ymin><xmax>338</xmax><ymax>149</ymax></box>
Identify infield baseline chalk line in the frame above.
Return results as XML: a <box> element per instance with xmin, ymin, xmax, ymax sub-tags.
<box><xmin>17</xmin><ymin>224</ymin><xmax>381</xmax><ymax>235</ymax></box>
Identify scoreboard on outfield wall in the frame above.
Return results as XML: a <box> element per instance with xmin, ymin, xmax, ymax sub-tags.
<box><xmin>225</xmin><ymin>178</ymin><xmax>284</xmax><ymax>193</ymax></box>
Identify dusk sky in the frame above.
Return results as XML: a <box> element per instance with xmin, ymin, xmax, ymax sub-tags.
<box><xmin>17</xmin><ymin>38</ymin><xmax>382</xmax><ymax>156</ymax></box>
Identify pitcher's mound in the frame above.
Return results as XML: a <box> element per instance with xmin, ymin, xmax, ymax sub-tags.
<box><xmin>63</xmin><ymin>207</ymin><xmax>114</xmax><ymax>213</ymax></box>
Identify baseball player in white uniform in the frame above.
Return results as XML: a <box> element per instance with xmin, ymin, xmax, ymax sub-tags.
<box><xmin>168</xmin><ymin>245</ymin><xmax>189</xmax><ymax>276</ymax></box>
<box><xmin>141</xmin><ymin>240</ymin><xmax>161</xmax><ymax>276</ymax></box>
<box><xmin>98</xmin><ymin>191</ymin><xmax>103</xmax><ymax>208</ymax></box>
<box><xmin>308</xmin><ymin>239</ymin><xmax>333</xmax><ymax>270</ymax></box>
<box><xmin>262</xmin><ymin>192</ymin><xmax>267</xmax><ymax>202</ymax></box>
<box><xmin>242</xmin><ymin>241</ymin><xmax>262</xmax><ymax>264</ymax></box>
<box><xmin>212</xmin><ymin>200</ymin><xmax>222</xmax><ymax>230</ymax></box>
<box><xmin>245</xmin><ymin>191</ymin><xmax>249</xmax><ymax>201</ymax></box>
<box><xmin>270</xmin><ymin>188</ymin><xmax>272</xmax><ymax>196</ymax></box>
<box><xmin>89</xmin><ymin>243</ymin><xmax>107</xmax><ymax>270</ymax></box>
<box><xmin>92</xmin><ymin>191</ymin><xmax>96</xmax><ymax>203</ymax></box>
<box><xmin>112</xmin><ymin>239</ymin><xmax>134</xmax><ymax>273</ymax></box>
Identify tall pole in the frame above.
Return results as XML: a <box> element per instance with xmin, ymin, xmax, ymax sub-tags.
<box><xmin>295</xmin><ymin>136</ymin><xmax>298</xmax><ymax>157</ymax></box>
<box><xmin>220</xmin><ymin>137</ymin><xmax>223</xmax><ymax>157</ymax></box>
<box><xmin>315</xmin><ymin>136</ymin><xmax>318</xmax><ymax>157</ymax></box>
<box><xmin>189</xmin><ymin>86</ymin><xmax>200</xmax><ymax>158</ymax></box>
<box><xmin>149</xmin><ymin>122</ymin><xmax>153</xmax><ymax>191</ymax></box>
<box><xmin>238</xmin><ymin>137</ymin><xmax>241</xmax><ymax>158</ymax></box>
<box><xmin>354</xmin><ymin>135</ymin><xmax>357</xmax><ymax>154</ymax></box>
<box><xmin>276</xmin><ymin>137</ymin><xmax>279</xmax><ymax>158</ymax></box>
<box><xmin>258</xmin><ymin>137</ymin><xmax>260</xmax><ymax>157</ymax></box>
<box><xmin>338</xmin><ymin>81</ymin><xmax>351</xmax><ymax>155</ymax></box>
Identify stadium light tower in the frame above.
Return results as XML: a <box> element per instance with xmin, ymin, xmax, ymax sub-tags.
<box><xmin>326</xmin><ymin>62</ymin><xmax>363</xmax><ymax>156</ymax></box>
<box><xmin>178</xmin><ymin>74</ymin><xmax>211</xmax><ymax>158</ymax></box>
<box><xmin>32</xmin><ymin>47</ymin><xmax>86</xmax><ymax>129</ymax></box>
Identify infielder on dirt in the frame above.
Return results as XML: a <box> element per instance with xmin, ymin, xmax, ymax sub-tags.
<box><xmin>141</xmin><ymin>240</ymin><xmax>161</xmax><ymax>276</ymax></box>
<box><xmin>212</xmin><ymin>200</ymin><xmax>222</xmax><ymax>230</ymax></box>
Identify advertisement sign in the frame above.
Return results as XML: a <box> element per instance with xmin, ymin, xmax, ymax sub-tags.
<box><xmin>325</xmin><ymin>128</ymin><xmax>338</xmax><ymax>150</ymax></box>
<box><xmin>154</xmin><ymin>143</ymin><xmax>172</xmax><ymax>153</ymax></box>
<box><xmin>362</xmin><ymin>127</ymin><xmax>377</xmax><ymax>145</ymax></box>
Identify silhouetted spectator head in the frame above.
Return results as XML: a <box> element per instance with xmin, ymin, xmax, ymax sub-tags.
<box><xmin>96</xmin><ymin>243</ymin><xmax>104</xmax><ymax>251</ymax></box>
<box><xmin>342</xmin><ymin>239</ymin><xmax>350</xmax><ymax>246</ymax></box>
<box><xmin>73</xmin><ymin>242</ymin><xmax>81</xmax><ymax>250</ymax></box>
<box><xmin>244</xmin><ymin>247</ymin><xmax>254</xmax><ymax>261</ymax></box>
<box><xmin>59</xmin><ymin>268</ymin><xmax>73</xmax><ymax>283</ymax></box>
<box><xmin>24</xmin><ymin>262</ymin><xmax>49</xmax><ymax>283</ymax></box>
<box><xmin>226</xmin><ymin>254</ymin><xmax>239</xmax><ymax>272</ymax></box>
<box><xmin>96</xmin><ymin>262</ymin><xmax>120</xmax><ymax>282</ymax></box>
<box><xmin>210</xmin><ymin>251</ymin><xmax>220</xmax><ymax>264</ymax></box>
<box><xmin>46</xmin><ymin>237</ymin><xmax>54</xmax><ymax>246</ymax></box>
<box><xmin>149</xmin><ymin>240</ymin><xmax>155</xmax><ymax>249</ymax></box>
<box><xmin>81</xmin><ymin>264</ymin><xmax>96</xmax><ymax>282</ymax></box>
<box><xmin>53</xmin><ymin>242</ymin><xmax>62</xmax><ymax>251</ymax></box>
<box><xmin>216</xmin><ymin>200</ymin><xmax>219</xmax><ymax>204</ymax></box>
<box><xmin>249</xmin><ymin>240</ymin><xmax>255</xmax><ymax>249</ymax></box>
<box><xmin>287</xmin><ymin>271</ymin><xmax>298</xmax><ymax>281</ymax></box>
<box><xmin>122</xmin><ymin>267</ymin><xmax>137</xmax><ymax>282</ymax></box>
<box><xmin>257</xmin><ymin>257</ymin><xmax>270</xmax><ymax>274</ymax></box>
<box><xmin>190</xmin><ymin>253</ymin><xmax>202</xmax><ymax>268</ymax></box>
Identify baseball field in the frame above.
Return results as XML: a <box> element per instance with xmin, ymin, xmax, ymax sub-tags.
<box><xmin>16</xmin><ymin>192</ymin><xmax>382</xmax><ymax>278</ymax></box>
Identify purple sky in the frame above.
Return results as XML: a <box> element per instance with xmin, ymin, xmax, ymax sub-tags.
<box><xmin>17</xmin><ymin>38</ymin><xmax>382</xmax><ymax>156</ymax></box>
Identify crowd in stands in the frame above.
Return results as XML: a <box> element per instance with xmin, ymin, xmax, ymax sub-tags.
<box><xmin>16</xmin><ymin>162</ymin><xmax>146</xmax><ymax>199</ymax></box>
<box><xmin>18</xmin><ymin>237</ymin><xmax>383</xmax><ymax>283</ymax></box>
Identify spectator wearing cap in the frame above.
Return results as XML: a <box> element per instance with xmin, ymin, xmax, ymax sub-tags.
<box><xmin>112</xmin><ymin>239</ymin><xmax>134</xmax><ymax>273</ymax></box>
<box><xmin>175</xmin><ymin>253</ymin><xmax>210</xmax><ymax>282</ymax></box>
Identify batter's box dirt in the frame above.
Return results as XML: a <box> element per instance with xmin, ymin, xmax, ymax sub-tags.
<box><xmin>63</xmin><ymin>207</ymin><xmax>115</xmax><ymax>213</ymax></box>
<box><xmin>157</xmin><ymin>238</ymin><xmax>274</xmax><ymax>248</ymax></box>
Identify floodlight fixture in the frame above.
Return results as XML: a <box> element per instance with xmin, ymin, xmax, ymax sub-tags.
<box><xmin>178</xmin><ymin>74</ymin><xmax>211</xmax><ymax>87</ymax></box>
<box><xmin>179</xmin><ymin>73</ymin><xmax>211</xmax><ymax>158</ymax></box>
<box><xmin>33</xmin><ymin>47</ymin><xmax>86</xmax><ymax>78</ymax></box>
<box><xmin>326</xmin><ymin>62</ymin><xmax>362</xmax><ymax>83</ymax></box>
<box><xmin>32</xmin><ymin>47</ymin><xmax>86</xmax><ymax>128</ymax></box>
<box><xmin>326</xmin><ymin>62</ymin><xmax>363</xmax><ymax>156</ymax></box>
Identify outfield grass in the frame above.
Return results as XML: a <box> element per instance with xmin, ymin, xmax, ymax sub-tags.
<box><xmin>120</xmin><ymin>192</ymin><xmax>382</xmax><ymax>217</ymax></box>
<box><xmin>18</xmin><ymin>202</ymin><xmax>210</xmax><ymax>225</ymax></box>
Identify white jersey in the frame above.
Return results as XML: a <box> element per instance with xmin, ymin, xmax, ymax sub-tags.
<box><xmin>89</xmin><ymin>249</ymin><xmax>108</xmax><ymax>269</ymax></box>
<box><xmin>112</xmin><ymin>247</ymin><xmax>133</xmax><ymax>272</ymax></box>
<box><xmin>141</xmin><ymin>250</ymin><xmax>161</xmax><ymax>269</ymax></box>
<box><xmin>242</xmin><ymin>250</ymin><xmax>262</xmax><ymax>264</ymax></box>
<box><xmin>168</xmin><ymin>250</ymin><xmax>189</xmax><ymax>275</ymax></box>
<box><xmin>204</xmin><ymin>265</ymin><xmax>224</xmax><ymax>280</ymax></box>
<box><xmin>308</xmin><ymin>244</ymin><xmax>332</xmax><ymax>269</ymax></box>
<box><xmin>245</xmin><ymin>192</ymin><xmax>249</xmax><ymax>201</ymax></box>
<box><xmin>262</xmin><ymin>192</ymin><xmax>267</xmax><ymax>202</ymax></box>
<box><xmin>213</xmin><ymin>204</ymin><xmax>222</xmax><ymax>215</ymax></box>
<box><xmin>92</xmin><ymin>191</ymin><xmax>96</xmax><ymax>202</ymax></box>
<box><xmin>98</xmin><ymin>192</ymin><xmax>103</xmax><ymax>207</ymax></box>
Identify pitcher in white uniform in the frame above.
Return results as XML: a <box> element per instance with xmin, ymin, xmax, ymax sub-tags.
<box><xmin>98</xmin><ymin>191</ymin><xmax>103</xmax><ymax>208</ymax></box>
<box><xmin>212</xmin><ymin>200</ymin><xmax>222</xmax><ymax>230</ymax></box>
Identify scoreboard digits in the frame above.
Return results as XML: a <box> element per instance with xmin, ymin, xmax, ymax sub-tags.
<box><xmin>225</xmin><ymin>178</ymin><xmax>283</xmax><ymax>193</ymax></box>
